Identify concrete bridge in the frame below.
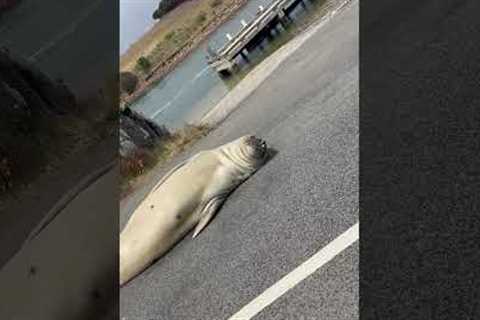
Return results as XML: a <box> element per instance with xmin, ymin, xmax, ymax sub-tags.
<box><xmin>206</xmin><ymin>0</ymin><xmax>306</xmax><ymax>75</ymax></box>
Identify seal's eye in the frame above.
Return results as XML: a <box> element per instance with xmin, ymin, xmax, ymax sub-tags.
<box><xmin>241</xmin><ymin>135</ymin><xmax>267</xmax><ymax>161</ymax></box>
<box><xmin>244</xmin><ymin>136</ymin><xmax>255</xmax><ymax>146</ymax></box>
<box><xmin>245</xmin><ymin>135</ymin><xmax>261</xmax><ymax>147</ymax></box>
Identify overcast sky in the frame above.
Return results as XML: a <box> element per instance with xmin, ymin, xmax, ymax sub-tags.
<box><xmin>120</xmin><ymin>0</ymin><xmax>159</xmax><ymax>54</ymax></box>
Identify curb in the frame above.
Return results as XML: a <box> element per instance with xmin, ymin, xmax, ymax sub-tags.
<box><xmin>22</xmin><ymin>160</ymin><xmax>116</xmax><ymax>245</ymax></box>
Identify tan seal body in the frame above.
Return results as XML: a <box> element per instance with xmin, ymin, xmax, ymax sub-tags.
<box><xmin>120</xmin><ymin>135</ymin><xmax>268</xmax><ymax>286</ymax></box>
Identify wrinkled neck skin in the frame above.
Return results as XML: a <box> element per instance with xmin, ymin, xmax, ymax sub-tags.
<box><xmin>214</xmin><ymin>142</ymin><xmax>263</xmax><ymax>178</ymax></box>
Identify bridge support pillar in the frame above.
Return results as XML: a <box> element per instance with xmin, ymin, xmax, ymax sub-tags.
<box><xmin>219</xmin><ymin>69</ymin><xmax>231</xmax><ymax>78</ymax></box>
<box><xmin>215</xmin><ymin>58</ymin><xmax>236</xmax><ymax>76</ymax></box>
<box><xmin>265</xmin><ymin>28</ymin><xmax>275</xmax><ymax>40</ymax></box>
<box><xmin>240</xmin><ymin>50</ymin><xmax>249</xmax><ymax>62</ymax></box>
<box><xmin>270</xmin><ymin>26</ymin><xmax>279</xmax><ymax>36</ymax></box>
<box><xmin>279</xmin><ymin>15</ymin><xmax>290</xmax><ymax>28</ymax></box>
<box><xmin>282</xmin><ymin>8</ymin><xmax>292</xmax><ymax>20</ymax></box>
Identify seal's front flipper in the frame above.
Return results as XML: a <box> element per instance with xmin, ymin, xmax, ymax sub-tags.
<box><xmin>192</xmin><ymin>196</ymin><xmax>226</xmax><ymax>239</ymax></box>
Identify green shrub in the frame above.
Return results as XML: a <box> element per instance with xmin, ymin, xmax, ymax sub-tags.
<box><xmin>194</xmin><ymin>12</ymin><xmax>207</xmax><ymax>27</ymax></box>
<box><xmin>120</xmin><ymin>71</ymin><xmax>139</xmax><ymax>94</ymax></box>
<box><xmin>165</xmin><ymin>30</ymin><xmax>176</xmax><ymax>41</ymax></box>
<box><xmin>136</xmin><ymin>56</ymin><xmax>152</xmax><ymax>73</ymax></box>
<box><xmin>210</xmin><ymin>0</ymin><xmax>223</xmax><ymax>8</ymax></box>
<box><xmin>152</xmin><ymin>0</ymin><xmax>190</xmax><ymax>20</ymax></box>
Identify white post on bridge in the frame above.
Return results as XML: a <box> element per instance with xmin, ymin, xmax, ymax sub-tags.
<box><xmin>226</xmin><ymin>33</ymin><xmax>233</xmax><ymax>41</ymax></box>
<box><xmin>241</xmin><ymin>19</ymin><xmax>248</xmax><ymax>27</ymax></box>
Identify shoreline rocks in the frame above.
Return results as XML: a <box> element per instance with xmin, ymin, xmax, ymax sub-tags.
<box><xmin>119</xmin><ymin>107</ymin><xmax>171</xmax><ymax>157</ymax></box>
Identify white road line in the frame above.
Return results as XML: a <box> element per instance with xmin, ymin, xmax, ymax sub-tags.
<box><xmin>228</xmin><ymin>222</ymin><xmax>359</xmax><ymax>320</ymax></box>
<box><xmin>29</xmin><ymin>0</ymin><xmax>103</xmax><ymax>60</ymax></box>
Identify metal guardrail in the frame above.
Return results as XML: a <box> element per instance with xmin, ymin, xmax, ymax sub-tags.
<box><xmin>208</xmin><ymin>0</ymin><xmax>298</xmax><ymax>64</ymax></box>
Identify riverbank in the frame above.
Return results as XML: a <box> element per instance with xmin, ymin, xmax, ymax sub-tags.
<box><xmin>120</xmin><ymin>0</ymin><xmax>249</xmax><ymax>108</ymax></box>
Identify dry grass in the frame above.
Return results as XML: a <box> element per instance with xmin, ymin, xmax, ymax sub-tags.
<box><xmin>120</xmin><ymin>0</ymin><xmax>237</xmax><ymax>72</ymax></box>
<box><xmin>120</xmin><ymin>123</ymin><xmax>212</xmax><ymax>197</ymax></box>
<box><xmin>162</xmin><ymin>123</ymin><xmax>212</xmax><ymax>154</ymax></box>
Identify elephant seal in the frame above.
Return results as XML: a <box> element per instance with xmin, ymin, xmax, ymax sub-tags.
<box><xmin>120</xmin><ymin>135</ymin><xmax>268</xmax><ymax>286</ymax></box>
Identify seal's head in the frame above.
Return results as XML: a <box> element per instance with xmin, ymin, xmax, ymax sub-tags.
<box><xmin>220</xmin><ymin>135</ymin><xmax>268</xmax><ymax>172</ymax></box>
<box><xmin>240</xmin><ymin>135</ymin><xmax>268</xmax><ymax>161</ymax></box>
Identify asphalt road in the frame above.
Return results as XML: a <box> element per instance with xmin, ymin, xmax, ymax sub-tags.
<box><xmin>0</xmin><ymin>168</ymin><xmax>118</xmax><ymax>320</ymax></box>
<box><xmin>120</xmin><ymin>1</ymin><xmax>358</xmax><ymax>319</ymax></box>
<box><xmin>0</xmin><ymin>0</ymin><xmax>116</xmax><ymax>96</ymax></box>
<box><xmin>0</xmin><ymin>0</ymin><xmax>117</xmax><ymax>268</ymax></box>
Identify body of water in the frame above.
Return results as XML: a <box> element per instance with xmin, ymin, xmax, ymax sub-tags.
<box><xmin>126</xmin><ymin>0</ymin><xmax>326</xmax><ymax>129</ymax></box>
